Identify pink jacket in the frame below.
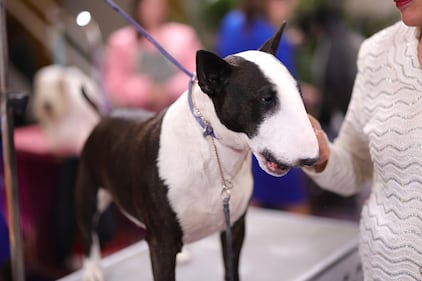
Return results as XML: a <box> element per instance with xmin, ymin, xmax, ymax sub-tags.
<box><xmin>103</xmin><ymin>23</ymin><xmax>203</xmax><ymax>111</ymax></box>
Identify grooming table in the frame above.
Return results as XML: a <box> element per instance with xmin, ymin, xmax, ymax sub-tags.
<box><xmin>58</xmin><ymin>207</ymin><xmax>362</xmax><ymax>281</ymax></box>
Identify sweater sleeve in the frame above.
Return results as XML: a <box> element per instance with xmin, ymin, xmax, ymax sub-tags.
<box><xmin>304</xmin><ymin>40</ymin><xmax>373</xmax><ymax>196</ymax></box>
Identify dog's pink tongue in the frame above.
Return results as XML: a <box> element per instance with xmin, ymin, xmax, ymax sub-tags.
<box><xmin>265</xmin><ymin>160</ymin><xmax>290</xmax><ymax>176</ymax></box>
<box><xmin>266</xmin><ymin>161</ymin><xmax>280</xmax><ymax>173</ymax></box>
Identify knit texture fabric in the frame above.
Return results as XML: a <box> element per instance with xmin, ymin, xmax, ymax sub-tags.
<box><xmin>306</xmin><ymin>21</ymin><xmax>422</xmax><ymax>280</ymax></box>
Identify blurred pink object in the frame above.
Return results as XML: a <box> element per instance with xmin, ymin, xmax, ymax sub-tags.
<box><xmin>103</xmin><ymin>24</ymin><xmax>202</xmax><ymax>111</ymax></box>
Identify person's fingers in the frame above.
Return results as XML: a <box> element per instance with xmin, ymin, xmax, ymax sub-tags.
<box><xmin>307</xmin><ymin>114</ymin><xmax>330</xmax><ymax>172</ymax></box>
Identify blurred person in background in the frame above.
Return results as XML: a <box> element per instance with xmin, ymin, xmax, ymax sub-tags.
<box><xmin>215</xmin><ymin>0</ymin><xmax>312</xmax><ymax>214</ymax></box>
<box><xmin>305</xmin><ymin>0</ymin><xmax>422</xmax><ymax>278</ymax></box>
<box><xmin>297</xmin><ymin>4</ymin><xmax>365</xmax><ymax>220</ymax></box>
<box><xmin>298</xmin><ymin>4</ymin><xmax>364</xmax><ymax>139</ymax></box>
<box><xmin>103</xmin><ymin>0</ymin><xmax>203</xmax><ymax>112</ymax></box>
<box><xmin>216</xmin><ymin>0</ymin><xmax>297</xmax><ymax>77</ymax></box>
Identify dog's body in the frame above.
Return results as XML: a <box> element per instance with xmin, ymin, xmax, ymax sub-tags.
<box><xmin>76</xmin><ymin>25</ymin><xmax>319</xmax><ymax>281</ymax></box>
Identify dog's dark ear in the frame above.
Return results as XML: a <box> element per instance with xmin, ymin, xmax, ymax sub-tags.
<box><xmin>81</xmin><ymin>86</ymin><xmax>100</xmax><ymax>113</ymax></box>
<box><xmin>259</xmin><ymin>21</ymin><xmax>287</xmax><ymax>55</ymax></box>
<box><xmin>196</xmin><ymin>50</ymin><xmax>231</xmax><ymax>97</ymax></box>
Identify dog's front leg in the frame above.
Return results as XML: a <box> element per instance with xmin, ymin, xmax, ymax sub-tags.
<box><xmin>220</xmin><ymin>212</ymin><xmax>246</xmax><ymax>281</ymax></box>
<box><xmin>147</xmin><ymin>234</ymin><xmax>182</xmax><ymax>281</ymax></box>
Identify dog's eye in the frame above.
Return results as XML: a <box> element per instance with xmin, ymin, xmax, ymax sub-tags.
<box><xmin>259</xmin><ymin>89</ymin><xmax>276</xmax><ymax>104</ymax></box>
<box><xmin>260</xmin><ymin>95</ymin><xmax>273</xmax><ymax>103</ymax></box>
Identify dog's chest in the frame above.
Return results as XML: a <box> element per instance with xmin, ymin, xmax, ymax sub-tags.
<box><xmin>157</xmin><ymin>99</ymin><xmax>253</xmax><ymax>243</ymax></box>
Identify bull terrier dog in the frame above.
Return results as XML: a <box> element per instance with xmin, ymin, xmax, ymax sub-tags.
<box><xmin>76</xmin><ymin>24</ymin><xmax>319</xmax><ymax>281</ymax></box>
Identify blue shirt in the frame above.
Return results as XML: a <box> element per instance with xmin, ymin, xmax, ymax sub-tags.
<box><xmin>215</xmin><ymin>10</ymin><xmax>296</xmax><ymax>77</ymax></box>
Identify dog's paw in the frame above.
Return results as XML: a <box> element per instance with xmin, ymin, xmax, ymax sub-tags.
<box><xmin>176</xmin><ymin>247</ymin><xmax>192</xmax><ymax>265</ymax></box>
<box><xmin>81</xmin><ymin>257</ymin><xmax>104</xmax><ymax>281</ymax></box>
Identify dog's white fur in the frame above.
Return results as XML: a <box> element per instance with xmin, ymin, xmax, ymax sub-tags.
<box><xmin>240</xmin><ymin>51</ymin><xmax>318</xmax><ymax>174</ymax></box>
<box><xmin>33</xmin><ymin>65</ymin><xmax>102</xmax><ymax>155</ymax></box>
<box><xmin>159</xmin><ymin>51</ymin><xmax>318</xmax><ymax>243</ymax></box>
<box><xmin>82</xmin><ymin>234</ymin><xmax>104</xmax><ymax>281</ymax></box>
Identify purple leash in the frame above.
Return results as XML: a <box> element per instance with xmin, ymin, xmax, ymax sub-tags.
<box><xmin>187</xmin><ymin>75</ymin><xmax>216</xmax><ymax>138</ymax></box>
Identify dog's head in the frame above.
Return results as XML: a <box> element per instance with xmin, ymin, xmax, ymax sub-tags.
<box><xmin>196</xmin><ymin>23</ymin><xmax>319</xmax><ymax>176</ymax></box>
<box><xmin>33</xmin><ymin>65</ymin><xmax>101</xmax><ymax>124</ymax></box>
<box><xmin>33</xmin><ymin>65</ymin><xmax>70</xmax><ymax>124</ymax></box>
<box><xmin>32</xmin><ymin>65</ymin><xmax>102</xmax><ymax>154</ymax></box>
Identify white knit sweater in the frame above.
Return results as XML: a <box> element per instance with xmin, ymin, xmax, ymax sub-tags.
<box><xmin>306</xmin><ymin>21</ymin><xmax>422</xmax><ymax>280</ymax></box>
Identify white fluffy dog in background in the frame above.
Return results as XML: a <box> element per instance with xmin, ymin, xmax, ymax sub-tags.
<box><xmin>33</xmin><ymin>65</ymin><xmax>104</xmax><ymax>155</ymax></box>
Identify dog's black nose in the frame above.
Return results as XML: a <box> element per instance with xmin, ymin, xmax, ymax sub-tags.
<box><xmin>298</xmin><ymin>157</ymin><xmax>319</xmax><ymax>167</ymax></box>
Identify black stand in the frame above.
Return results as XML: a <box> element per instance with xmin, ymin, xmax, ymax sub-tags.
<box><xmin>0</xmin><ymin>0</ymin><xmax>27</xmax><ymax>280</ymax></box>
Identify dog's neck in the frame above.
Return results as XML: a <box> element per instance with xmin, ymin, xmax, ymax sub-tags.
<box><xmin>159</xmin><ymin>83</ymin><xmax>251</xmax><ymax>186</ymax></box>
<box><xmin>189</xmin><ymin>84</ymin><xmax>249</xmax><ymax>153</ymax></box>
<box><xmin>159</xmin><ymin>84</ymin><xmax>253</xmax><ymax>243</ymax></box>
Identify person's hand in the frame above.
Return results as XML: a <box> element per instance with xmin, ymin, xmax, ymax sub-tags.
<box><xmin>307</xmin><ymin>114</ymin><xmax>330</xmax><ymax>173</ymax></box>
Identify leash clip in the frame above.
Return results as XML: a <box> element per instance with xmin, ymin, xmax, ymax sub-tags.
<box><xmin>221</xmin><ymin>180</ymin><xmax>233</xmax><ymax>201</ymax></box>
<box><xmin>203</xmin><ymin>123</ymin><xmax>214</xmax><ymax>138</ymax></box>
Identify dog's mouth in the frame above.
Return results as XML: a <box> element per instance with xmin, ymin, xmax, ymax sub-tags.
<box><xmin>260</xmin><ymin>151</ymin><xmax>291</xmax><ymax>176</ymax></box>
<box><xmin>265</xmin><ymin>159</ymin><xmax>290</xmax><ymax>176</ymax></box>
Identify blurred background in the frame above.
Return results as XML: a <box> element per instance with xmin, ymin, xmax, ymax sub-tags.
<box><xmin>1</xmin><ymin>0</ymin><xmax>400</xmax><ymax>280</ymax></box>
<box><xmin>6</xmin><ymin>0</ymin><xmax>399</xmax><ymax>97</ymax></box>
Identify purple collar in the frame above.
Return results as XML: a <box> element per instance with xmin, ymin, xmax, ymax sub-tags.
<box><xmin>187</xmin><ymin>76</ymin><xmax>216</xmax><ymax>138</ymax></box>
